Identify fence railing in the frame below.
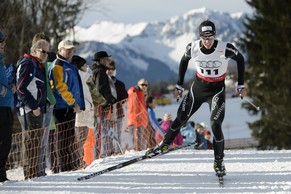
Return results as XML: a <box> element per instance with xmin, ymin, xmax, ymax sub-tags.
<box><xmin>6</xmin><ymin>99</ymin><xmax>156</xmax><ymax>180</ymax></box>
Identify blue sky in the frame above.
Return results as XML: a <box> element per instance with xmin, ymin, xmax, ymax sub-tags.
<box><xmin>79</xmin><ymin>0</ymin><xmax>253</xmax><ymax>27</ymax></box>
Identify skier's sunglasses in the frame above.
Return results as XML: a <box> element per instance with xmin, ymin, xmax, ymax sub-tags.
<box><xmin>200</xmin><ymin>35</ymin><xmax>215</xmax><ymax>40</ymax></box>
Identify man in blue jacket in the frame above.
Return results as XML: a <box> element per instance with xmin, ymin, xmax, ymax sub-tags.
<box><xmin>49</xmin><ymin>40</ymin><xmax>85</xmax><ymax>172</ymax></box>
<box><xmin>16</xmin><ymin>39</ymin><xmax>49</xmax><ymax>179</ymax></box>
<box><xmin>0</xmin><ymin>31</ymin><xmax>14</xmax><ymax>182</ymax></box>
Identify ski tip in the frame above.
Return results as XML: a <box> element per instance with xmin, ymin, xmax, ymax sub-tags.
<box><xmin>77</xmin><ymin>176</ymin><xmax>89</xmax><ymax>181</ymax></box>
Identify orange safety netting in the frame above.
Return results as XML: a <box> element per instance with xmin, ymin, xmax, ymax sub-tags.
<box><xmin>6</xmin><ymin>99</ymin><xmax>157</xmax><ymax>180</ymax></box>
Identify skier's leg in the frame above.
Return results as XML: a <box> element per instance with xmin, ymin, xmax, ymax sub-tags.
<box><xmin>208</xmin><ymin>87</ymin><xmax>226</xmax><ymax>176</ymax></box>
<box><xmin>146</xmin><ymin>84</ymin><xmax>201</xmax><ymax>156</ymax></box>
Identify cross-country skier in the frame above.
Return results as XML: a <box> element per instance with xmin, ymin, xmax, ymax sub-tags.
<box><xmin>146</xmin><ymin>20</ymin><xmax>246</xmax><ymax>177</ymax></box>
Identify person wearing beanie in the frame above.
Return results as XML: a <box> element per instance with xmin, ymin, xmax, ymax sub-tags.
<box><xmin>0</xmin><ymin>31</ymin><xmax>14</xmax><ymax>182</ymax></box>
<box><xmin>71</xmin><ymin>55</ymin><xmax>95</xmax><ymax>167</ymax></box>
<box><xmin>163</xmin><ymin>113</ymin><xmax>172</xmax><ymax>121</ymax></box>
<box><xmin>156</xmin><ymin>113</ymin><xmax>183</xmax><ymax>146</ymax></box>
<box><xmin>146</xmin><ymin>19</ymin><xmax>246</xmax><ymax>179</ymax></box>
<box><xmin>72</xmin><ymin>55</ymin><xmax>86</xmax><ymax>70</ymax></box>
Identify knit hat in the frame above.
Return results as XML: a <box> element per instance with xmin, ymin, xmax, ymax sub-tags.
<box><xmin>199</xmin><ymin>20</ymin><xmax>216</xmax><ymax>36</ymax></box>
<box><xmin>204</xmin><ymin>130</ymin><xmax>211</xmax><ymax>136</ymax></box>
<box><xmin>58</xmin><ymin>40</ymin><xmax>75</xmax><ymax>50</ymax></box>
<box><xmin>163</xmin><ymin>113</ymin><xmax>172</xmax><ymax>121</ymax></box>
<box><xmin>189</xmin><ymin>121</ymin><xmax>195</xmax><ymax>128</ymax></box>
<box><xmin>71</xmin><ymin>55</ymin><xmax>86</xmax><ymax>69</ymax></box>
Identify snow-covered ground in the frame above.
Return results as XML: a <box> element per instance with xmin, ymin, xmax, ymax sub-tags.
<box><xmin>2</xmin><ymin>149</ymin><xmax>291</xmax><ymax>193</ymax></box>
<box><xmin>2</xmin><ymin>97</ymin><xmax>284</xmax><ymax>194</ymax></box>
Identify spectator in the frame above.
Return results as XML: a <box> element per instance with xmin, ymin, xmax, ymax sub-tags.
<box><xmin>16</xmin><ymin>39</ymin><xmax>49</xmax><ymax>179</ymax></box>
<box><xmin>32</xmin><ymin>33</ymin><xmax>56</xmax><ymax>136</ymax></box>
<box><xmin>106</xmin><ymin>60</ymin><xmax>128</xmax><ymax>149</ymax></box>
<box><xmin>92</xmin><ymin>52</ymin><xmax>118</xmax><ymax>157</ymax></box>
<box><xmin>156</xmin><ymin>113</ymin><xmax>183</xmax><ymax>146</ymax></box>
<box><xmin>146</xmin><ymin>96</ymin><xmax>165</xmax><ymax>147</ymax></box>
<box><xmin>107</xmin><ymin>60</ymin><xmax>128</xmax><ymax>102</ymax></box>
<box><xmin>30</xmin><ymin>32</ymin><xmax>57</xmax><ymax>176</ymax></box>
<box><xmin>127</xmin><ymin>78</ymin><xmax>149</xmax><ymax>151</ymax></box>
<box><xmin>204</xmin><ymin>130</ymin><xmax>213</xmax><ymax>150</ymax></box>
<box><xmin>195</xmin><ymin>122</ymin><xmax>208</xmax><ymax>150</ymax></box>
<box><xmin>92</xmin><ymin>51</ymin><xmax>116</xmax><ymax>109</ymax></box>
<box><xmin>180</xmin><ymin>121</ymin><xmax>197</xmax><ymax>146</ymax></box>
<box><xmin>48</xmin><ymin>40</ymin><xmax>85</xmax><ymax>172</ymax></box>
<box><xmin>71</xmin><ymin>55</ymin><xmax>95</xmax><ymax>167</ymax></box>
<box><xmin>0</xmin><ymin>31</ymin><xmax>14</xmax><ymax>182</ymax></box>
<box><xmin>106</xmin><ymin>62</ymin><xmax>117</xmax><ymax>101</ymax></box>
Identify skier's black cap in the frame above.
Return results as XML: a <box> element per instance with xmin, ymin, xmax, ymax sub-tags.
<box><xmin>199</xmin><ymin>20</ymin><xmax>216</xmax><ymax>36</ymax></box>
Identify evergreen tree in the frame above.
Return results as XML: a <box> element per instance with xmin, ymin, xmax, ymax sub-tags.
<box><xmin>0</xmin><ymin>0</ymin><xmax>85</xmax><ymax>64</ymax></box>
<box><xmin>242</xmin><ymin>0</ymin><xmax>291</xmax><ymax>149</ymax></box>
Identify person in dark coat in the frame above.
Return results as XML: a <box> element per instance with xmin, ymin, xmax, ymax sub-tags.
<box><xmin>92</xmin><ymin>51</ymin><xmax>116</xmax><ymax>108</ymax></box>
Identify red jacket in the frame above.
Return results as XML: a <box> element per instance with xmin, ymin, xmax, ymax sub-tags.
<box><xmin>127</xmin><ymin>86</ymin><xmax>148</xmax><ymax>128</ymax></box>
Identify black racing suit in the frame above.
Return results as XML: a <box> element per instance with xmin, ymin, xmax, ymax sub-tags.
<box><xmin>163</xmin><ymin>40</ymin><xmax>245</xmax><ymax>158</ymax></box>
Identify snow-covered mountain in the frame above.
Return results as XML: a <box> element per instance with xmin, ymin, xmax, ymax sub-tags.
<box><xmin>72</xmin><ymin>8</ymin><xmax>247</xmax><ymax>88</ymax></box>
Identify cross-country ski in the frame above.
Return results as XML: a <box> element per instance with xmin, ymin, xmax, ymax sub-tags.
<box><xmin>77</xmin><ymin>142</ymin><xmax>197</xmax><ymax>181</ymax></box>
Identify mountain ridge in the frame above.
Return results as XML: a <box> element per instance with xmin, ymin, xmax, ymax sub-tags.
<box><xmin>72</xmin><ymin>8</ymin><xmax>247</xmax><ymax>88</ymax></box>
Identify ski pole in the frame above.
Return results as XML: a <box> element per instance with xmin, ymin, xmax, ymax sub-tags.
<box><xmin>240</xmin><ymin>95</ymin><xmax>260</xmax><ymax>111</ymax></box>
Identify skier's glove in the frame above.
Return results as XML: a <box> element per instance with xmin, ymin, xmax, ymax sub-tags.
<box><xmin>237</xmin><ymin>85</ymin><xmax>245</xmax><ymax>99</ymax></box>
<box><xmin>175</xmin><ymin>84</ymin><xmax>184</xmax><ymax>101</ymax></box>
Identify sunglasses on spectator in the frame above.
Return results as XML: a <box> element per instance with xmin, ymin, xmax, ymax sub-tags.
<box><xmin>200</xmin><ymin>35</ymin><xmax>215</xmax><ymax>40</ymax></box>
<box><xmin>108</xmin><ymin>68</ymin><xmax>115</xmax><ymax>70</ymax></box>
<box><xmin>139</xmin><ymin>83</ymin><xmax>148</xmax><ymax>87</ymax></box>
<box><xmin>37</xmin><ymin>49</ymin><xmax>49</xmax><ymax>55</ymax></box>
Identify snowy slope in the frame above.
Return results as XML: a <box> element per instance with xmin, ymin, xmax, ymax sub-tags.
<box><xmin>2</xmin><ymin>149</ymin><xmax>291</xmax><ymax>193</ymax></box>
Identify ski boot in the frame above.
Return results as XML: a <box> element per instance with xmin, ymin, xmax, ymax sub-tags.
<box><xmin>145</xmin><ymin>142</ymin><xmax>170</xmax><ymax>157</ymax></box>
<box><xmin>214</xmin><ymin>156</ymin><xmax>226</xmax><ymax>177</ymax></box>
